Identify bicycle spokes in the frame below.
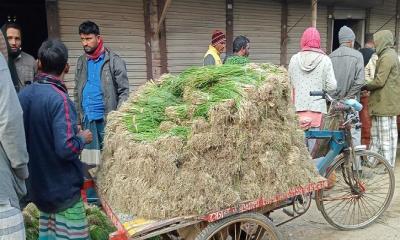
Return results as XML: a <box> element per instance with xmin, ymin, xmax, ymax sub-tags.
<box><xmin>316</xmin><ymin>150</ymin><xmax>394</xmax><ymax>230</ymax></box>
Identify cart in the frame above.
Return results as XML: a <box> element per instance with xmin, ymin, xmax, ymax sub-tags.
<box><xmin>83</xmin><ymin>179</ymin><xmax>328</xmax><ymax>240</ymax></box>
<box><xmin>88</xmin><ymin>92</ymin><xmax>396</xmax><ymax>240</ymax></box>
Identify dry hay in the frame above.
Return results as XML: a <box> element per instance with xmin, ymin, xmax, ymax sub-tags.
<box><xmin>96</xmin><ymin>63</ymin><xmax>320</xmax><ymax>219</ymax></box>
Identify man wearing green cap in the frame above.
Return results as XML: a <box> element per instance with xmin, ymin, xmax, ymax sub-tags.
<box><xmin>365</xmin><ymin>30</ymin><xmax>400</xmax><ymax>168</ymax></box>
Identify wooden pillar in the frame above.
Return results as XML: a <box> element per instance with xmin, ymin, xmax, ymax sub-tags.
<box><xmin>45</xmin><ymin>0</ymin><xmax>60</xmax><ymax>39</ymax></box>
<box><xmin>144</xmin><ymin>0</ymin><xmax>169</xmax><ymax>80</ymax></box>
<box><xmin>365</xmin><ymin>8</ymin><xmax>371</xmax><ymax>34</ymax></box>
<box><xmin>157</xmin><ymin>0</ymin><xmax>168</xmax><ymax>74</ymax></box>
<box><xmin>143</xmin><ymin>0</ymin><xmax>153</xmax><ymax>80</ymax></box>
<box><xmin>280</xmin><ymin>0</ymin><xmax>288</xmax><ymax>66</ymax></box>
<box><xmin>395</xmin><ymin>0</ymin><xmax>400</xmax><ymax>51</ymax></box>
<box><xmin>311</xmin><ymin>0</ymin><xmax>317</xmax><ymax>27</ymax></box>
<box><xmin>326</xmin><ymin>6</ymin><xmax>334</xmax><ymax>54</ymax></box>
<box><xmin>226</xmin><ymin>0</ymin><xmax>234</xmax><ymax>55</ymax></box>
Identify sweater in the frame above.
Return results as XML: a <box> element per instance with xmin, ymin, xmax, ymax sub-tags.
<box><xmin>288</xmin><ymin>51</ymin><xmax>337</xmax><ymax>114</ymax></box>
<box><xmin>18</xmin><ymin>74</ymin><xmax>85</xmax><ymax>213</ymax></box>
<box><xmin>203</xmin><ymin>45</ymin><xmax>222</xmax><ymax>66</ymax></box>
<box><xmin>329</xmin><ymin>45</ymin><xmax>365</xmax><ymax>100</ymax></box>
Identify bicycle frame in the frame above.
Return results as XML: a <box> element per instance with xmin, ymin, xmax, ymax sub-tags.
<box><xmin>304</xmin><ymin>129</ymin><xmax>348</xmax><ymax>176</ymax></box>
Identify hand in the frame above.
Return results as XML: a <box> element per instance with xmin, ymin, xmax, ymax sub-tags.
<box><xmin>77</xmin><ymin>124</ymin><xmax>82</xmax><ymax>131</ymax></box>
<box><xmin>79</xmin><ymin>129</ymin><xmax>93</xmax><ymax>144</ymax></box>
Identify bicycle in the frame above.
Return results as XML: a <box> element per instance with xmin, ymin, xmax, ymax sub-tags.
<box><xmin>305</xmin><ymin>91</ymin><xmax>395</xmax><ymax>230</ymax></box>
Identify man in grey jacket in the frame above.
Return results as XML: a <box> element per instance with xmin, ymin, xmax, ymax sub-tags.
<box><xmin>74</xmin><ymin>21</ymin><xmax>129</xmax><ymax>166</ymax></box>
<box><xmin>0</xmin><ymin>49</ymin><xmax>29</xmax><ymax>238</ymax></box>
<box><xmin>329</xmin><ymin>26</ymin><xmax>365</xmax><ymax>100</ymax></box>
<box><xmin>4</xmin><ymin>22</ymin><xmax>37</xmax><ymax>89</ymax></box>
<box><xmin>329</xmin><ymin>26</ymin><xmax>364</xmax><ymax>167</ymax></box>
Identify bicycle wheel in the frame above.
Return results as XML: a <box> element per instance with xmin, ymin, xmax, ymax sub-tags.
<box><xmin>195</xmin><ymin>212</ymin><xmax>282</xmax><ymax>240</ymax></box>
<box><xmin>316</xmin><ymin>150</ymin><xmax>395</xmax><ymax>230</ymax></box>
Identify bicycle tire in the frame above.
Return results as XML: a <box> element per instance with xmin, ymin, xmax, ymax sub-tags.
<box><xmin>316</xmin><ymin>150</ymin><xmax>395</xmax><ymax>230</ymax></box>
<box><xmin>194</xmin><ymin>212</ymin><xmax>282</xmax><ymax>240</ymax></box>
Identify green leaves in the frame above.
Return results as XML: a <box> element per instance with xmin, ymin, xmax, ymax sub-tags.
<box><xmin>124</xmin><ymin>64</ymin><xmax>276</xmax><ymax>142</ymax></box>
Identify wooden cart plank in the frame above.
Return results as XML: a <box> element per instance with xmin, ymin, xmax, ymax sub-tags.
<box><xmin>125</xmin><ymin>215</ymin><xmax>197</xmax><ymax>236</ymax></box>
<box><xmin>133</xmin><ymin>220</ymin><xmax>202</xmax><ymax>240</ymax></box>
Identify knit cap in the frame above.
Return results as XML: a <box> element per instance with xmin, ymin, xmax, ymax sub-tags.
<box><xmin>339</xmin><ymin>26</ymin><xmax>355</xmax><ymax>43</ymax></box>
<box><xmin>211</xmin><ymin>30</ymin><xmax>226</xmax><ymax>46</ymax></box>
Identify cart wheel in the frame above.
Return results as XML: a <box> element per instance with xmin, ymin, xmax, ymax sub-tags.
<box><xmin>316</xmin><ymin>150</ymin><xmax>395</xmax><ymax>230</ymax></box>
<box><xmin>195</xmin><ymin>212</ymin><xmax>282</xmax><ymax>240</ymax></box>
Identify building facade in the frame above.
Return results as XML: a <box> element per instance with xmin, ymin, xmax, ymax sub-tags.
<box><xmin>1</xmin><ymin>0</ymin><xmax>399</xmax><ymax>93</ymax></box>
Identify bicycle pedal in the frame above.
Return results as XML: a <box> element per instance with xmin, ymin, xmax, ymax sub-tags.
<box><xmin>282</xmin><ymin>207</ymin><xmax>295</xmax><ymax>217</ymax></box>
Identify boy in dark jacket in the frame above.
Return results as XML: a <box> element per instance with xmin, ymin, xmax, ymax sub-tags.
<box><xmin>18</xmin><ymin>39</ymin><xmax>92</xmax><ymax>239</ymax></box>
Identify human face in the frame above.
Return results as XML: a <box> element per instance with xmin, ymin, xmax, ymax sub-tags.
<box><xmin>6</xmin><ymin>27</ymin><xmax>22</xmax><ymax>53</ymax></box>
<box><xmin>215</xmin><ymin>40</ymin><xmax>226</xmax><ymax>53</ymax></box>
<box><xmin>242</xmin><ymin>43</ymin><xmax>250</xmax><ymax>57</ymax></box>
<box><xmin>80</xmin><ymin>33</ymin><xmax>100</xmax><ymax>54</ymax></box>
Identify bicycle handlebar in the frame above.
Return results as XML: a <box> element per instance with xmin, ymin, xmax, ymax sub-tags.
<box><xmin>309</xmin><ymin>91</ymin><xmax>325</xmax><ymax>97</ymax></box>
<box><xmin>309</xmin><ymin>91</ymin><xmax>362</xmax><ymax>112</ymax></box>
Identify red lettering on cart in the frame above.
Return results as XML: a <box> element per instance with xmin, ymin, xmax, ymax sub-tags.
<box><xmin>203</xmin><ymin>181</ymin><xmax>329</xmax><ymax>223</ymax></box>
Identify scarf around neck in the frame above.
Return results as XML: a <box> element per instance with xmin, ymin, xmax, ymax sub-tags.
<box><xmin>35</xmin><ymin>73</ymin><xmax>68</xmax><ymax>93</ymax></box>
<box><xmin>86</xmin><ymin>37</ymin><xmax>105</xmax><ymax>60</ymax></box>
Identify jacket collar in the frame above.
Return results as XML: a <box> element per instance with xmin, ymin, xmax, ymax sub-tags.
<box><xmin>208</xmin><ymin>45</ymin><xmax>220</xmax><ymax>56</ymax></box>
<box><xmin>86</xmin><ymin>47</ymin><xmax>110</xmax><ymax>62</ymax></box>
<box><xmin>35</xmin><ymin>73</ymin><xmax>68</xmax><ymax>93</ymax></box>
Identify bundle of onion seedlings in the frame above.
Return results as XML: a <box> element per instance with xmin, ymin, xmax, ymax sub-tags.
<box><xmin>97</xmin><ymin>63</ymin><xmax>321</xmax><ymax>219</ymax></box>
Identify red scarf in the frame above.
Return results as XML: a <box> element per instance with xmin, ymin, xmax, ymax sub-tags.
<box><xmin>86</xmin><ymin>37</ymin><xmax>105</xmax><ymax>60</ymax></box>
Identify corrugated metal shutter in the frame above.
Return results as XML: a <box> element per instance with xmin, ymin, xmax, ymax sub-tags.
<box><xmin>333</xmin><ymin>6</ymin><xmax>365</xmax><ymax>19</ymax></box>
<box><xmin>166</xmin><ymin>0</ymin><xmax>225</xmax><ymax>74</ymax></box>
<box><xmin>58</xmin><ymin>0</ymin><xmax>147</xmax><ymax>94</ymax></box>
<box><xmin>287</xmin><ymin>2</ymin><xmax>327</xmax><ymax>64</ymax></box>
<box><xmin>369</xmin><ymin>0</ymin><xmax>396</xmax><ymax>34</ymax></box>
<box><xmin>233</xmin><ymin>0</ymin><xmax>281</xmax><ymax>64</ymax></box>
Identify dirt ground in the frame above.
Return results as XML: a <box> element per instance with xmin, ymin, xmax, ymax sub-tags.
<box><xmin>276</xmin><ymin>153</ymin><xmax>400</xmax><ymax>240</ymax></box>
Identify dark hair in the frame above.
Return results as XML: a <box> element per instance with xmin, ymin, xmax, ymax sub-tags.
<box><xmin>233</xmin><ymin>36</ymin><xmax>250</xmax><ymax>53</ymax></box>
<box><xmin>38</xmin><ymin>39</ymin><xmax>68</xmax><ymax>75</ymax></box>
<box><xmin>365</xmin><ymin>33</ymin><xmax>374</xmax><ymax>43</ymax></box>
<box><xmin>4</xmin><ymin>22</ymin><xmax>22</xmax><ymax>36</ymax></box>
<box><xmin>79</xmin><ymin>21</ymin><xmax>100</xmax><ymax>35</ymax></box>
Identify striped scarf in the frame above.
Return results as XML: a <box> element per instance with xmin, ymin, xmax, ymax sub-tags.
<box><xmin>35</xmin><ymin>73</ymin><xmax>68</xmax><ymax>94</ymax></box>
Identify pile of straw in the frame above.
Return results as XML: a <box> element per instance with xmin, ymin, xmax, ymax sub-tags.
<box><xmin>96</xmin><ymin>63</ymin><xmax>320</xmax><ymax>219</ymax></box>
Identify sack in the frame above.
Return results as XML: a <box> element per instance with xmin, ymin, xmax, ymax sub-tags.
<box><xmin>311</xmin><ymin>109</ymin><xmax>343</xmax><ymax>158</ymax></box>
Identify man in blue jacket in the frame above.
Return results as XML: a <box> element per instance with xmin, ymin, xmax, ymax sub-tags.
<box><xmin>19</xmin><ymin>39</ymin><xmax>92</xmax><ymax>239</ymax></box>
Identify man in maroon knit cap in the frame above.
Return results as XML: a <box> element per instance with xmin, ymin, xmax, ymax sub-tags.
<box><xmin>203</xmin><ymin>30</ymin><xmax>226</xmax><ymax>66</ymax></box>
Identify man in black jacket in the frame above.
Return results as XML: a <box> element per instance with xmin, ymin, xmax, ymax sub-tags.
<box><xmin>359</xmin><ymin>33</ymin><xmax>375</xmax><ymax>66</ymax></box>
<box><xmin>74</xmin><ymin>21</ymin><xmax>129</xmax><ymax>166</ymax></box>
